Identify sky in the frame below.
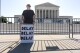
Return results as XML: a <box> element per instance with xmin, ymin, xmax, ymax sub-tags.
<box><xmin>1</xmin><ymin>0</ymin><xmax>80</xmax><ymax>18</ymax></box>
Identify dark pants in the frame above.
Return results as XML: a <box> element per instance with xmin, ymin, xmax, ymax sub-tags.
<box><xmin>8</xmin><ymin>43</ymin><xmax>33</xmax><ymax>53</ymax></box>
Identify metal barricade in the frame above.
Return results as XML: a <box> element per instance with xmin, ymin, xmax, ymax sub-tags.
<box><xmin>0</xmin><ymin>17</ymin><xmax>20</xmax><ymax>34</ymax></box>
<box><xmin>0</xmin><ymin>17</ymin><xmax>71</xmax><ymax>38</ymax></box>
<box><xmin>34</xmin><ymin>18</ymin><xmax>70</xmax><ymax>38</ymax></box>
<box><xmin>72</xmin><ymin>18</ymin><xmax>80</xmax><ymax>38</ymax></box>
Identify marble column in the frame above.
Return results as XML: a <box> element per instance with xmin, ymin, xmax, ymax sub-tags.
<box><xmin>42</xmin><ymin>10</ymin><xmax>43</xmax><ymax>18</ymax></box>
<box><xmin>54</xmin><ymin>10</ymin><xmax>56</xmax><ymax>18</ymax></box>
<box><xmin>48</xmin><ymin>10</ymin><xmax>50</xmax><ymax>19</ymax></box>
<box><xmin>51</xmin><ymin>10</ymin><xmax>53</xmax><ymax>18</ymax></box>
<box><xmin>45</xmin><ymin>10</ymin><xmax>46</xmax><ymax>19</ymax></box>
<box><xmin>57</xmin><ymin>10</ymin><xmax>59</xmax><ymax>18</ymax></box>
<box><xmin>43</xmin><ymin>10</ymin><xmax>45</xmax><ymax>19</ymax></box>
<box><xmin>56</xmin><ymin>10</ymin><xmax>57</xmax><ymax>18</ymax></box>
<box><xmin>36</xmin><ymin>9</ymin><xmax>38</xmax><ymax>18</ymax></box>
<box><xmin>53</xmin><ymin>10</ymin><xmax>54</xmax><ymax>18</ymax></box>
<box><xmin>56</xmin><ymin>10</ymin><xmax>58</xmax><ymax>18</ymax></box>
<box><xmin>39</xmin><ymin>9</ymin><xmax>40</xmax><ymax>18</ymax></box>
<box><xmin>37</xmin><ymin>10</ymin><xmax>39</xmax><ymax>18</ymax></box>
<box><xmin>50</xmin><ymin>10</ymin><xmax>51</xmax><ymax>18</ymax></box>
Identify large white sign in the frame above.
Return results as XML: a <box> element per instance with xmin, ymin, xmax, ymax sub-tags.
<box><xmin>20</xmin><ymin>24</ymin><xmax>34</xmax><ymax>43</ymax></box>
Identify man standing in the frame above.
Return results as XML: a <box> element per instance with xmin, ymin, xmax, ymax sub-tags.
<box><xmin>22</xmin><ymin>4</ymin><xmax>35</xmax><ymax>24</ymax></box>
<box><xmin>8</xmin><ymin>4</ymin><xmax>35</xmax><ymax>53</ymax></box>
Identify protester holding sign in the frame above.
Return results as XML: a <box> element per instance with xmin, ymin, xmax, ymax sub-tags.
<box><xmin>8</xmin><ymin>4</ymin><xmax>35</xmax><ymax>53</ymax></box>
<box><xmin>20</xmin><ymin>4</ymin><xmax>35</xmax><ymax>53</ymax></box>
<box><xmin>21</xmin><ymin>4</ymin><xmax>35</xmax><ymax>43</ymax></box>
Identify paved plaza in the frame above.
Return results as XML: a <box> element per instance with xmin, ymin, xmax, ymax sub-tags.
<box><xmin>0</xmin><ymin>35</ymin><xmax>80</xmax><ymax>53</ymax></box>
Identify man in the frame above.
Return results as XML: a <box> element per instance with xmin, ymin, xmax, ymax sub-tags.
<box><xmin>21</xmin><ymin>4</ymin><xmax>35</xmax><ymax>44</ymax></box>
<box><xmin>8</xmin><ymin>4</ymin><xmax>35</xmax><ymax>53</ymax></box>
<box><xmin>22</xmin><ymin>4</ymin><xmax>35</xmax><ymax>24</ymax></box>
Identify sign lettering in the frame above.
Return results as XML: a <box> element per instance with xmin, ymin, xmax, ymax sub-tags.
<box><xmin>20</xmin><ymin>24</ymin><xmax>34</xmax><ymax>43</ymax></box>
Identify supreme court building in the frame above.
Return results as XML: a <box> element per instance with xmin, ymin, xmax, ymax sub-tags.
<box><xmin>34</xmin><ymin>2</ymin><xmax>72</xmax><ymax>23</ymax></box>
<box><xmin>35</xmin><ymin>2</ymin><xmax>59</xmax><ymax>19</ymax></box>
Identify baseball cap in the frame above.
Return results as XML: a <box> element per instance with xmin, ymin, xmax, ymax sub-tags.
<box><xmin>27</xmin><ymin>4</ymin><xmax>31</xmax><ymax>7</ymax></box>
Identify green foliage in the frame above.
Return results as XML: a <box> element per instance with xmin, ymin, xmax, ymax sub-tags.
<box><xmin>0</xmin><ymin>16</ymin><xmax>7</xmax><ymax>23</ymax></box>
